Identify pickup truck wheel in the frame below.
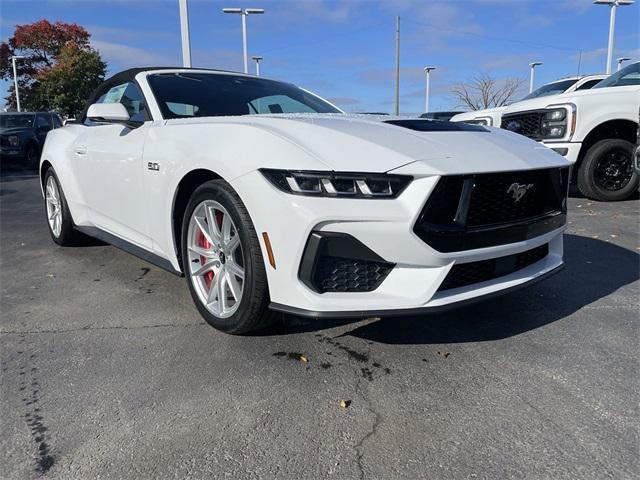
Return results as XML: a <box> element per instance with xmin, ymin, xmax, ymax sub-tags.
<box><xmin>44</xmin><ymin>169</ymin><xmax>81</xmax><ymax>246</ymax></box>
<box><xmin>577</xmin><ymin>138</ymin><xmax>638</xmax><ymax>201</ymax></box>
<box><xmin>181</xmin><ymin>180</ymin><xmax>277</xmax><ymax>334</ymax></box>
<box><xmin>26</xmin><ymin>143</ymin><xmax>40</xmax><ymax>170</ymax></box>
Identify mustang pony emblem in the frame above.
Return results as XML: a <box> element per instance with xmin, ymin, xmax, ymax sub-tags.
<box><xmin>507</xmin><ymin>183</ymin><xmax>534</xmax><ymax>202</ymax></box>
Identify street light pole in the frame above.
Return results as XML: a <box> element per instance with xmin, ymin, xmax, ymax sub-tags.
<box><xmin>394</xmin><ymin>16</ymin><xmax>400</xmax><ymax>116</ymax></box>
<box><xmin>616</xmin><ymin>56</ymin><xmax>631</xmax><ymax>70</ymax></box>
<box><xmin>529</xmin><ymin>61</ymin><xmax>543</xmax><ymax>93</ymax></box>
<box><xmin>223</xmin><ymin>7</ymin><xmax>265</xmax><ymax>74</ymax></box>
<box><xmin>593</xmin><ymin>1</ymin><xmax>635</xmax><ymax>74</ymax></box>
<box><xmin>423</xmin><ymin>67</ymin><xmax>436</xmax><ymax>114</ymax></box>
<box><xmin>251</xmin><ymin>56</ymin><xmax>263</xmax><ymax>76</ymax></box>
<box><xmin>11</xmin><ymin>56</ymin><xmax>25</xmax><ymax>112</ymax></box>
<box><xmin>179</xmin><ymin>0</ymin><xmax>192</xmax><ymax>67</ymax></box>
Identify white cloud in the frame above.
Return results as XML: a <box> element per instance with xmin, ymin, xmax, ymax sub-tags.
<box><xmin>91</xmin><ymin>40</ymin><xmax>176</xmax><ymax>69</ymax></box>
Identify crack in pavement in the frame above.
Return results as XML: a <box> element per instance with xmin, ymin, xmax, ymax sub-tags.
<box><xmin>353</xmin><ymin>376</ymin><xmax>383</xmax><ymax>480</ymax></box>
<box><xmin>0</xmin><ymin>322</ymin><xmax>206</xmax><ymax>336</ymax></box>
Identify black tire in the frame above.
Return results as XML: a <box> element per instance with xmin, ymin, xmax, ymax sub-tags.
<box><xmin>577</xmin><ymin>138</ymin><xmax>638</xmax><ymax>201</ymax></box>
<box><xmin>25</xmin><ymin>142</ymin><xmax>40</xmax><ymax>170</ymax></box>
<box><xmin>43</xmin><ymin>168</ymin><xmax>82</xmax><ymax>246</ymax></box>
<box><xmin>181</xmin><ymin>180</ymin><xmax>277</xmax><ymax>334</ymax></box>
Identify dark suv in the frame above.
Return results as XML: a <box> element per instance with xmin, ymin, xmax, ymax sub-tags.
<box><xmin>0</xmin><ymin>112</ymin><xmax>63</xmax><ymax>169</ymax></box>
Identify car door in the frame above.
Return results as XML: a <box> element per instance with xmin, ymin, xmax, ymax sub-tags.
<box><xmin>73</xmin><ymin>81</ymin><xmax>152</xmax><ymax>248</ymax></box>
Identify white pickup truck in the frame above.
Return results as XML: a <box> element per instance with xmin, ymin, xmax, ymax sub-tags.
<box><xmin>501</xmin><ymin>63</ymin><xmax>639</xmax><ymax>201</ymax></box>
<box><xmin>450</xmin><ymin>74</ymin><xmax>607</xmax><ymax>127</ymax></box>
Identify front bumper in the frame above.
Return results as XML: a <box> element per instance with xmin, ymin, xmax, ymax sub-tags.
<box><xmin>231</xmin><ymin>170</ymin><xmax>565</xmax><ymax>315</ymax></box>
<box><xmin>542</xmin><ymin>141</ymin><xmax>581</xmax><ymax>164</ymax></box>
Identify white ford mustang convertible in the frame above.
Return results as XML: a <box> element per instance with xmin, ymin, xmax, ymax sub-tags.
<box><xmin>41</xmin><ymin>67</ymin><xmax>570</xmax><ymax>334</ymax></box>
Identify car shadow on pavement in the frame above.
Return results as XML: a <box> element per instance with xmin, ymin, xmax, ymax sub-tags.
<box><xmin>274</xmin><ymin>234</ymin><xmax>639</xmax><ymax>344</ymax></box>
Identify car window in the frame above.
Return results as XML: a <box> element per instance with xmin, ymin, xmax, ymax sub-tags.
<box><xmin>0</xmin><ymin>114</ymin><xmax>34</xmax><ymax>128</ymax></box>
<box><xmin>52</xmin><ymin>115</ymin><xmax>63</xmax><ymax>128</ymax></box>
<box><xmin>94</xmin><ymin>82</ymin><xmax>149</xmax><ymax>122</ymax></box>
<box><xmin>248</xmin><ymin>95</ymin><xmax>316</xmax><ymax>114</ymax></box>
<box><xmin>593</xmin><ymin>63</ymin><xmax>640</xmax><ymax>88</ymax></box>
<box><xmin>35</xmin><ymin>114</ymin><xmax>53</xmax><ymax>131</ymax></box>
<box><xmin>147</xmin><ymin>73</ymin><xmax>340</xmax><ymax>119</ymax></box>
<box><xmin>520</xmin><ymin>79</ymin><xmax>577</xmax><ymax>100</ymax></box>
<box><xmin>575</xmin><ymin>79</ymin><xmax>602</xmax><ymax>90</ymax></box>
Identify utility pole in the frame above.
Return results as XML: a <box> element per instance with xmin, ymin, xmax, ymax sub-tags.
<box><xmin>394</xmin><ymin>16</ymin><xmax>400</xmax><ymax>116</ymax></box>
<box><xmin>423</xmin><ymin>67</ymin><xmax>436</xmax><ymax>114</ymax></box>
<box><xmin>11</xmin><ymin>56</ymin><xmax>24</xmax><ymax>112</ymax></box>
<box><xmin>179</xmin><ymin>0</ymin><xmax>192</xmax><ymax>67</ymax></box>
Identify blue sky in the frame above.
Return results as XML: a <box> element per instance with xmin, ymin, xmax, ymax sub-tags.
<box><xmin>1</xmin><ymin>0</ymin><xmax>638</xmax><ymax>113</ymax></box>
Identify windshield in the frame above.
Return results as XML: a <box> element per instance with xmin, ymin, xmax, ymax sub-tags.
<box><xmin>593</xmin><ymin>62</ymin><xmax>640</xmax><ymax>88</ymax></box>
<box><xmin>0</xmin><ymin>114</ymin><xmax>35</xmax><ymax>129</ymax></box>
<box><xmin>147</xmin><ymin>73</ymin><xmax>341</xmax><ymax>119</ymax></box>
<box><xmin>520</xmin><ymin>79</ymin><xmax>577</xmax><ymax>100</ymax></box>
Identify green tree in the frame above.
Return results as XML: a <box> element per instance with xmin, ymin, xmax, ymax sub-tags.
<box><xmin>0</xmin><ymin>19</ymin><xmax>106</xmax><ymax>116</ymax></box>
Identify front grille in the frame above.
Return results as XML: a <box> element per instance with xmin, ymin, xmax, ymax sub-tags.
<box><xmin>414</xmin><ymin>167</ymin><xmax>568</xmax><ymax>252</ymax></box>
<box><xmin>502</xmin><ymin>111</ymin><xmax>545</xmax><ymax>140</ymax></box>
<box><xmin>314</xmin><ymin>256</ymin><xmax>392</xmax><ymax>293</ymax></box>
<box><xmin>466</xmin><ymin>169</ymin><xmax>564</xmax><ymax>226</ymax></box>
<box><xmin>438</xmin><ymin>244</ymin><xmax>549</xmax><ymax>292</ymax></box>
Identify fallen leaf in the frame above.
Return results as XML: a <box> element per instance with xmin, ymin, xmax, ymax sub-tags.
<box><xmin>339</xmin><ymin>399</ymin><xmax>351</xmax><ymax>408</ymax></box>
<box><xmin>437</xmin><ymin>351</ymin><xmax>450</xmax><ymax>358</ymax></box>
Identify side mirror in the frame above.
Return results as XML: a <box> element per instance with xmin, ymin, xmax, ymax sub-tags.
<box><xmin>87</xmin><ymin>103</ymin><xmax>131</xmax><ymax>123</ymax></box>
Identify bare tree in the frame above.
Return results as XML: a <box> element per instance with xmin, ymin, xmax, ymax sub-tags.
<box><xmin>451</xmin><ymin>74</ymin><xmax>525</xmax><ymax>110</ymax></box>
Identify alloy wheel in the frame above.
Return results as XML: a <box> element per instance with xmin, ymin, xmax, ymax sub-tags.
<box><xmin>187</xmin><ymin>200</ymin><xmax>245</xmax><ymax>318</ymax></box>
<box><xmin>594</xmin><ymin>147</ymin><xmax>633</xmax><ymax>191</ymax></box>
<box><xmin>45</xmin><ymin>176</ymin><xmax>62</xmax><ymax>237</ymax></box>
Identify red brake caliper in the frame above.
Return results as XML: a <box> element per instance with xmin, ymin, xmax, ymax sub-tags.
<box><xmin>197</xmin><ymin>210</ymin><xmax>224</xmax><ymax>291</ymax></box>
<box><xmin>196</xmin><ymin>229</ymin><xmax>214</xmax><ymax>289</ymax></box>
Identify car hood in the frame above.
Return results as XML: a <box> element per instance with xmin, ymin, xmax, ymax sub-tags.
<box><xmin>168</xmin><ymin>113</ymin><xmax>568</xmax><ymax>175</ymax></box>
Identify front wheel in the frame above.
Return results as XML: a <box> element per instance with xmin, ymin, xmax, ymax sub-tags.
<box><xmin>577</xmin><ymin>138</ymin><xmax>638</xmax><ymax>201</ymax></box>
<box><xmin>181</xmin><ymin>180</ymin><xmax>276</xmax><ymax>334</ymax></box>
<box><xmin>44</xmin><ymin>168</ymin><xmax>82</xmax><ymax>245</ymax></box>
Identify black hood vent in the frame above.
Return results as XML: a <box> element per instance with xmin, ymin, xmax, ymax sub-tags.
<box><xmin>384</xmin><ymin>119</ymin><xmax>489</xmax><ymax>132</ymax></box>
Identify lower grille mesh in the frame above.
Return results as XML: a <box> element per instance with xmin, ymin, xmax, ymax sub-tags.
<box><xmin>438</xmin><ymin>244</ymin><xmax>549</xmax><ymax>292</ymax></box>
<box><xmin>315</xmin><ymin>256</ymin><xmax>392</xmax><ymax>293</ymax></box>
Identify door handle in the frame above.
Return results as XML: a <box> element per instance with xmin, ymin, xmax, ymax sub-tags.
<box><xmin>74</xmin><ymin>145</ymin><xmax>88</xmax><ymax>155</ymax></box>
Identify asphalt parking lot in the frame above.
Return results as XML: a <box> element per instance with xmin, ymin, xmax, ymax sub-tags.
<box><xmin>1</xmin><ymin>170</ymin><xmax>638</xmax><ymax>479</ymax></box>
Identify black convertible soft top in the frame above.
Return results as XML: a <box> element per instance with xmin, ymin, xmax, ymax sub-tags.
<box><xmin>76</xmin><ymin>67</ymin><xmax>243</xmax><ymax>123</ymax></box>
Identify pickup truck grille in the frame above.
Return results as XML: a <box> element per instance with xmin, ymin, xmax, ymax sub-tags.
<box><xmin>501</xmin><ymin>111</ymin><xmax>545</xmax><ymax>140</ymax></box>
<box><xmin>413</xmin><ymin>167</ymin><xmax>569</xmax><ymax>252</ymax></box>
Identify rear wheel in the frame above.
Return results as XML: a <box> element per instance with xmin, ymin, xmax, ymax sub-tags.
<box><xmin>181</xmin><ymin>180</ymin><xmax>276</xmax><ymax>334</ymax></box>
<box><xmin>577</xmin><ymin>138</ymin><xmax>638</xmax><ymax>201</ymax></box>
<box><xmin>44</xmin><ymin>168</ymin><xmax>81</xmax><ymax>245</ymax></box>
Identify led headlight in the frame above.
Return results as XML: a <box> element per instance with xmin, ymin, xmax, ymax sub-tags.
<box><xmin>7</xmin><ymin>135</ymin><xmax>20</xmax><ymax>147</ymax></box>
<box><xmin>260</xmin><ymin>169</ymin><xmax>412</xmax><ymax>199</ymax></box>
<box><xmin>540</xmin><ymin>104</ymin><xmax>575</xmax><ymax>141</ymax></box>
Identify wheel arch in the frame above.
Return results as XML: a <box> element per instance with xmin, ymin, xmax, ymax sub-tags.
<box><xmin>574</xmin><ymin>119</ymin><xmax>638</xmax><ymax>180</ymax></box>
<box><xmin>40</xmin><ymin>159</ymin><xmax>53</xmax><ymax>191</ymax></box>
<box><xmin>171</xmin><ymin>169</ymin><xmax>223</xmax><ymax>271</ymax></box>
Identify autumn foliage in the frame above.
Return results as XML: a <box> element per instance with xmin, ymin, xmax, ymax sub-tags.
<box><xmin>0</xmin><ymin>20</ymin><xmax>106</xmax><ymax>116</ymax></box>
